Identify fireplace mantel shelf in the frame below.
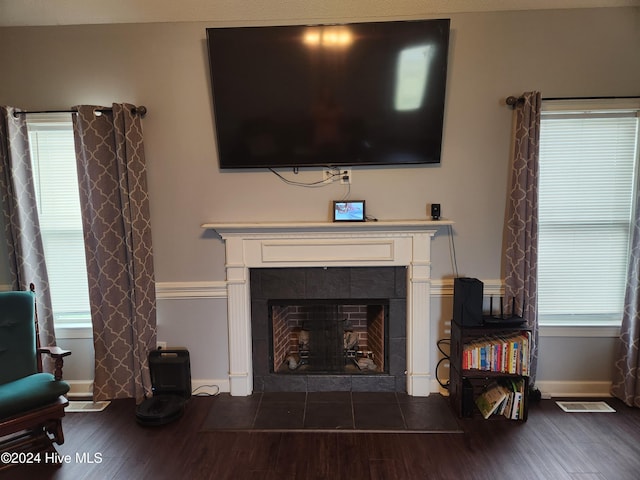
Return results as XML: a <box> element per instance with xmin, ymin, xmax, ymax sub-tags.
<box><xmin>204</xmin><ymin>218</ymin><xmax>452</xmax><ymax>397</ymax></box>
<box><xmin>202</xmin><ymin>219</ymin><xmax>453</xmax><ymax>235</ymax></box>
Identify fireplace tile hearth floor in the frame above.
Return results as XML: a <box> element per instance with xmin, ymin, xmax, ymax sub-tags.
<box><xmin>201</xmin><ymin>391</ymin><xmax>463</xmax><ymax>433</ymax></box>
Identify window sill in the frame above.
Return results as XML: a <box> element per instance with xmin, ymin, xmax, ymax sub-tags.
<box><xmin>54</xmin><ymin>323</ymin><xmax>92</xmax><ymax>340</ymax></box>
<box><xmin>539</xmin><ymin>324</ymin><xmax>620</xmax><ymax>338</ymax></box>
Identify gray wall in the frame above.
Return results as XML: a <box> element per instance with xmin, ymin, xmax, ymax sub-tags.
<box><xmin>1</xmin><ymin>5</ymin><xmax>638</xmax><ymax>396</ymax></box>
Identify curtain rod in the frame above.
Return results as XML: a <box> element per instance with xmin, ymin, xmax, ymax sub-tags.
<box><xmin>12</xmin><ymin>105</ymin><xmax>147</xmax><ymax>118</ymax></box>
<box><xmin>505</xmin><ymin>95</ymin><xmax>639</xmax><ymax>108</ymax></box>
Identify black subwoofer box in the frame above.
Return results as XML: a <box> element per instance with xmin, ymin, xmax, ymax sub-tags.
<box><xmin>453</xmin><ymin>277</ymin><xmax>484</xmax><ymax>326</ymax></box>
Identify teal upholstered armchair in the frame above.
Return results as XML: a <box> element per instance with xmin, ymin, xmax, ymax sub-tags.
<box><xmin>0</xmin><ymin>288</ymin><xmax>71</xmax><ymax>467</ymax></box>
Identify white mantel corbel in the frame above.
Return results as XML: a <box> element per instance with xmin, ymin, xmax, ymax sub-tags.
<box><xmin>202</xmin><ymin>220</ymin><xmax>453</xmax><ymax>396</ymax></box>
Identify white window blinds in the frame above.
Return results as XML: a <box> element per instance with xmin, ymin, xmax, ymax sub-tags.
<box><xmin>27</xmin><ymin>113</ymin><xmax>91</xmax><ymax>325</ymax></box>
<box><xmin>538</xmin><ymin>100</ymin><xmax>640</xmax><ymax>325</ymax></box>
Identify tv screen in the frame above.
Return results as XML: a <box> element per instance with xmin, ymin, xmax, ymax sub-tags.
<box><xmin>206</xmin><ymin>19</ymin><xmax>450</xmax><ymax>169</ymax></box>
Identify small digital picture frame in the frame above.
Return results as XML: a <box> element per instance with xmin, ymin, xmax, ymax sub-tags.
<box><xmin>333</xmin><ymin>200</ymin><xmax>366</xmax><ymax>222</ymax></box>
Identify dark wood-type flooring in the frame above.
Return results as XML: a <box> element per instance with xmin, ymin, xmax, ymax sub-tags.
<box><xmin>2</xmin><ymin>394</ymin><xmax>640</xmax><ymax>480</ymax></box>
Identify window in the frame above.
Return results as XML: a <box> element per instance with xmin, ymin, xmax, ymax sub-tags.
<box><xmin>538</xmin><ymin>99</ymin><xmax>640</xmax><ymax>326</ymax></box>
<box><xmin>27</xmin><ymin>113</ymin><xmax>91</xmax><ymax>326</ymax></box>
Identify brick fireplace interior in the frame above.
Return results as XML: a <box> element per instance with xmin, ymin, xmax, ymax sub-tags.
<box><xmin>269</xmin><ymin>300</ymin><xmax>388</xmax><ymax>375</ymax></box>
<box><xmin>250</xmin><ymin>266</ymin><xmax>407</xmax><ymax>392</ymax></box>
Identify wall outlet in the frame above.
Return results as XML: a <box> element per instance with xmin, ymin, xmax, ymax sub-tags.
<box><xmin>323</xmin><ymin>167</ymin><xmax>352</xmax><ymax>184</ymax></box>
<box><xmin>323</xmin><ymin>167</ymin><xmax>338</xmax><ymax>182</ymax></box>
<box><xmin>339</xmin><ymin>168</ymin><xmax>352</xmax><ymax>184</ymax></box>
<box><xmin>157</xmin><ymin>341</ymin><xmax>167</xmax><ymax>350</ymax></box>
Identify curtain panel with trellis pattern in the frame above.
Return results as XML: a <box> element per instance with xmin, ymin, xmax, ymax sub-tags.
<box><xmin>0</xmin><ymin>106</ymin><xmax>57</xmax><ymax>352</ymax></box>
<box><xmin>504</xmin><ymin>91</ymin><xmax>541</xmax><ymax>384</ymax></box>
<box><xmin>612</xmin><ymin>173</ymin><xmax>640</xmax><ymax>407</ymax></box>
<box><xmin>72</xmin><ymin>104</ymin><xmax>156</xmax><ymax>403</ymax></box>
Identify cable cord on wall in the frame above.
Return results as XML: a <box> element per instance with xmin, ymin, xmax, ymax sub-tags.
<box><xmin>447</xmin><ymin>224</ymin><xmax>459</xmax><ymax>278</ymax></box>
<box><xmin>340</xmin><ymin>179</ymin><xmax>351</xmax><ymax>201</ymax></box>
<box><xmin>192</xmin><ymin>385</ymin><xmax>221</xmax><ymax>397</ymax></box>
<box><xmin>268</xmin><ymin>167</ymin><xmax>340</xmax><ymax>187</ymax></box>
<box><xmin>435</xmin><ymin>338</ymin><xmax>450</xmax><ymax>389</ymax></box>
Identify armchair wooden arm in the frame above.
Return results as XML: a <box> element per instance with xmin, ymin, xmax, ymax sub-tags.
<box><xmin>30</xmin><ymin>284</ymin><xmax>73</xmax><ymax>380</ymax></box>
<box><xmin>38</xmin><ymin>347</ymin><xmax>72</xmax><ymax>381</ymax></box>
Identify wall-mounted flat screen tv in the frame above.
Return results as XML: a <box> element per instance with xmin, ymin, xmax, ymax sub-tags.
<box><xmin>206</xmin><ymin>19</ymin><xmax>450</xmax><ymax>169</ymax></box>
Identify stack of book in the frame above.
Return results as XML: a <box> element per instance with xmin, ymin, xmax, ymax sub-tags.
<box><xmin>462</xmin><ymin>331</ymin><xmax>531</xmax><ymax>376</ymax></box>
<box><xmin>475</xmin><ymin>379</ymin><xmax>526</xmax><ymax>420</ymax></box>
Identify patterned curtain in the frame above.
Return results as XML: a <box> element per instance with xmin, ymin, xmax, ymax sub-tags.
<box><xmin>611</xmin><ymin>184</ymin><xmax>640</xmax><ymax>407</ymax></box>
<box><xmin>504</xmin><ymin>92</ymin><xmax>541</xmax><ymax>383</ymax></box>
<box><xmin>0</xmin><ymin>106</ymin><xmax>57</xmax><ymax>352</ymax></box>
<box><xmin>72</xmin><ymin>104</ymin><xmax>156</xmax><ymax>403</ymax></box>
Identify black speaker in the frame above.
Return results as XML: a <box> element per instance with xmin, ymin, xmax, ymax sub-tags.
<box><xmin>431</xmin><ymin>203</ymin><xmax>441</xmax><ymax>220</ymax></box>
<box><xmin>453</xmin><ymin>277</ymin><xmax>483</xmax><ymax>326</ymax></box>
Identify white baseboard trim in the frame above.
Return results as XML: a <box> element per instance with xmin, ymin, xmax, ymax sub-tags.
<box><xmin>66</xmin><ymin>379</ymin><xmax>231</xmax><ymax>399</ymax></box>
<box><xmin>535</xmin><ymin>380</ymin><xmax>612</xmax><ymax>398</ymax></box>
<box><xmin>66</xmin><ymin>380</ymin><xmax>94</xmax><ymax>399</ymax></box>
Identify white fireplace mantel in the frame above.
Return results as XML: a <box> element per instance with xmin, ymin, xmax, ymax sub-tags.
<box><xmin>202</xmin><ymin>219</ymin><xmax>453</xmax><ymax>396</ymax></box>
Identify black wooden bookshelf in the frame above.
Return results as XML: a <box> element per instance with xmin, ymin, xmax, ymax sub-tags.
<box><xmin>449</xmin><ymin>319</ymin><xmax>531</xmax><ymax>421</ymax></box>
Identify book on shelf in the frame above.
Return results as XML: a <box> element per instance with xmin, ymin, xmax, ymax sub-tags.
<box><xmin>475</xmin><ymin>383</ymin><xmax>509</xmax><ymax>419</ymax></box>
<box><xmin>502</xmin><ymin>378</ymin><xmax>526</xmax><ymax>420</ymax></box>
<box><xmin>474</xmin><ymin>378</ymin><xmax>526</xmax><ymax>420</ymax></box>
<box><xmin>462</xmin><ymin>331</ymin><xmax>531</xmax><ymax>376</ymax></box>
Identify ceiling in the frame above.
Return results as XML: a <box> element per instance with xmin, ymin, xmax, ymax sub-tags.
<box><xmin>1</xmin><ymin>0</ymin><xmax>638</xmax><ymax>27</ymax></box>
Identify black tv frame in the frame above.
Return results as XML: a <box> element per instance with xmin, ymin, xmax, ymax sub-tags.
<box><xmin>206</xmin><ymin>18</ymin><xmax>451</xmax><ymax>170</ymax></box>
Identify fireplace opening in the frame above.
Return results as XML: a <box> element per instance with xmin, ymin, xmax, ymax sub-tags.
<box><xmin>269</xmin><ymin>300</ymin><xmax>389</xmax><ymax>375</ymax></box>
<box><xmin>251</xmin><ymin>267</ymin><xmax>406</xmax><ymax>392</ymax></box>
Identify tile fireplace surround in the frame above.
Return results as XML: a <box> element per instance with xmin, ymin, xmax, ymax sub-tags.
<box><xmin>202</xmin><ymin>220</ymin><xmax>452</xmax><ymax>397</ymax></box>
